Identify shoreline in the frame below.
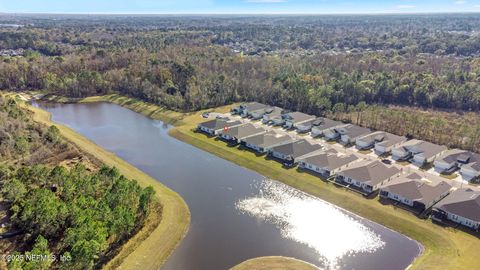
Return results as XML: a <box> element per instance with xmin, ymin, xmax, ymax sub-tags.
<box><xmin>37</xmin><ymin>94</ymin><xmax>480</xmax><ymax>270</ymax></box>
<box><xmin>23</xmin><ymin>98</ymin><xmax>191</xmax><ymax>270</ymax></box>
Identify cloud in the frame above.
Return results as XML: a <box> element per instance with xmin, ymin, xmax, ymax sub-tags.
<box><xmin>455</xmin><ymin>0</ymin><xmax>466</xmax><ymax>4</ymax></box>
<box><xmin>246</xmin><ymin>0</ymin><xmax>287</xmax><ymax>3</ymax></box>
<box><xmin>396</xmin><ymin>5</ymin><xmax>416</xmax><ymax>9</ymax></box>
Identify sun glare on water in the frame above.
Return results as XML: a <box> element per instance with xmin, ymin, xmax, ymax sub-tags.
<box><xmin>236</xmin><ymin>178</ymin><xmax>385</xmax><ymax>269</ymax></box>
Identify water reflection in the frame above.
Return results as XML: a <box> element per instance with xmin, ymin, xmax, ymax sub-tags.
<box><xmin>237</xmin><ymin>179</ymin><xmax>385</xmax><ymax>269</ymax></box>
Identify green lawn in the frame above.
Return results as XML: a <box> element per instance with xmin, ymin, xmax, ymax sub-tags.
<box><xmin>23</xmin><ymin>100</ymin><xmax>190</xmax><ymax>270</ymax></box>
<box><xmin>169</xmin><ymin>104</ymin><xmax>480</xmax><ymax>270</ymax></box>
<box><xmin>230</xmin><ymin>256</ymin><xmax>319</xmax><ymax>270</ymax></box>
<box><xmin>42</xmin><ymin>94</ymin><xmax>480</xmax><ymax>270</ymax></box>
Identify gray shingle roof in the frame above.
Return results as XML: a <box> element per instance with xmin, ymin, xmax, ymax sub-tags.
<box><xmin>338</xmin><ymin>160</ymin><xmax>400</xmax><ymax>186</ymax></box>
<box><xmin>395</xmin><ymin>140</ymin><xmax>447</xmax><ymax>159</ymax></box>
<box><xmin>359</xmin><ymin>131</ymin><xmax>406</xmax><ymax>148</ymax></box>
<box><xmin>301</xmin><ymin>149</ymin><xmax>358</xmax><ymax>171</ymax></box>
<box><xmin>240</xmin><ymin>102</ymin><xmax>269</xmax><ymax>112</ymax></box>
<box><xmin>434</xmin><ymin>188</ymin><xmax>480</xmax><ymax>222</ymax></box>
<box><xmin>437</xmin><ymin>149</ymin><xmax>480</xmax><ymax>166</ymax></box>
<box><xmin>243</xmin><ymin>131</ymin><xmax>292</xmax><ymax>148</ymax></box>
<box><xmin>270</xmin><ymin>139</ymin><xmax>322</xmax><ymax>159</ymax></box>
<box><xmin>311</xmin><ymin>118</ymin><xmax>343</xmax><ymax>132</ymax></box>
<box><xmin>221</xmin><ymin>123</ymin><xmax>265</xmax><ymax>138</ymax></box>
<box><xmin>199</xmin><ymin>119</ymin><xmax>242</xmax><ymax>130</ymax></box>
<box><xmin>337</xmin><ymin>124</ymin><xmax>371</xmax><ymax>139</ymax></box>
<box><xmin>382</xmin><ymin>172</ymin><xmax>451</xmax><ymax>205</ymax></box>
<box><xmin>283</xmin><ymin>112</ymin><xmax>316</xmax><ymax>124</ymax></box>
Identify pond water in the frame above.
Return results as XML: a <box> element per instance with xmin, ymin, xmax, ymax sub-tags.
<box><xmin>35</xmin><ymin>101</ymin><xmax>421</xmax><ymax>270</ymax></box>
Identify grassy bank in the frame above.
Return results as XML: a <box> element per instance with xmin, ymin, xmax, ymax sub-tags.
<box><xmin>42</xmin><ymin>94</ymin><xmax>480</xmax><ymax>269</ymax></box>
<box><xmin>230</xmin><ymin>256</ymin><xmax>319</xmax><ymax>270</ymax></box>
<box><xmin>169</xmin><ymin>105</ymin><xmax>480</xmax><ymax>270</ymax></box>
<box><xmin>23</xmin><ymin>100</ymin><xmax>190</xmax><ymax>270</ymax></box>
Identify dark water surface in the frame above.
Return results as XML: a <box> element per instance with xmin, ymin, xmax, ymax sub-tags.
<box><xmin>35</xmin><ymin>102</ymin><xmax>421</xmax><ymax>270</ymax></box>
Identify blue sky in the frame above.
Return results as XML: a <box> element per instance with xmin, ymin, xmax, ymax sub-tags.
<box><xmin>1</xmin><ymin>0</ymin><xmax>480</xmax><ymax>14</ymax></box>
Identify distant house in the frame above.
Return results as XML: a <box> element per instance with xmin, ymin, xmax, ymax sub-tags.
<box><xmin>219</xmin><ymin>123</ymin><xmax>266</xmax><ymax>144</ymax></box>
<box><xmin>336</xmin><ymin>125</ymin><xmax>372</xmax><ymax>146</ymax></box>
<box><xmin>282</xmin><ymin>112</ymin><xmax>316</xmax><ymax>130</ymax></box>
<box><xmin>296</xmin><ymin>118</ymin><xmax>323</xmax><ymax>133</ymax></box>
<box><xmin>261</xmin><ymin>106</ymin><xmax>285</xmax><ymax>123</ymax></box>
<box><xmin>379</xmin><ymin>172</ymin><xmax>452</xmax><ymax>213</ymax></box>
<box><xmin>197</xmin><ymin>119</ymin><xmax>243</xmax><ymax>136</ymax></box>
<box><xmin>335</xmin><ymin>160</ymin><xmax>400</xmax><ymax>194</ymax></box>
<box><xmin>298</xmin><ymin>149</ymin><xmax>359</xmax><ymax>178</ymax></box>
<box><xmin>392</xmin><ymin>140</ymin><xmax>447</xmax><ymax>167</ymax></box>
<box><xmin>323</xmin><ymin>124</ymin><xmax>350</xmax><ymax>141</ymax></box>
<box><xmin>356</xmin><ymin>131</ymin><xmax>407</xmax><ymax>155</ymax></box>
<box><xmin>232</xmin><ymin>102</ymin><xmax>269</xmax><ymax>118</ymax></box>
<box><xmin>311</xmin><ymin>118</ymin><xmax>344</xmax><ymax>138</ymax></box>
<box><xmin>241</xmin><ymin>131</ymin><xmax>293</xmax><ymax>153</ymax></box>
<box><xmin>460</xmin><ymin>159</ymin><xmax>480</xmax><ymax>182</ymax></box>
<box><xmin>269</xmin><ymin>139</ymin><xmax>323</xmax><ymax>166</ymax></box>
<box><xmin>434</xmin><ymin>150</ymin><xmax>480</xmax><ymax>181</ymax></box>
<box><xmin>432</xmin><ymin>188</ymin><xmax>480</xmax><ymax>230</ymax></box>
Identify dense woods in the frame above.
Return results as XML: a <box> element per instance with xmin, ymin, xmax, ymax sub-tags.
<box><xmin>1</xmin><ymin>14</ymin><xmax>480</xmax><ymax>148</ymax></box>
<box><xmin>0</xmin><ymin>96</ymin><xmax>156</xmax><ymax>269</ymax></box>
<box><xmin>1</xmin><ymin>15</ymin><xmax>480</xmax><ymax>112</ymax></box>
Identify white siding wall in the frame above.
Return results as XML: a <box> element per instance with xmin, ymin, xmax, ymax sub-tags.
<box><xmin>392</xmin><ymin>149</ymin><xmax>408</xmax><ymax>160</ymax></box>
<box><xmin>434</xmin><ymin>160</ymin><xmax>456</xmax><ymax>173</ymax></box>
<box><xmin>340</xmin><ymin>135</ymin><xmax>351</xmax><ymax>144</ymax></box>
<box><xmin>446</xmin><ymin>212</ymin><xmax>480</xmax><ymax>229</ymax></box>
<box><xmin>460</xmin><ymin>167</ymin><xmax>480</xmax><ymax>181</ymax></box>
<box><xmin>412</xmin><ymin>154</ymin><xmax>426</xmax><ymax>166</ymax></box>
<box><xmin>356</xmin><ymin>139</ymin><xmax>373</xmax><ymax>149</ymax></box>
<box><xmin>386</xmin><ymin>192</ymin><xmax>414</xmax><ymax>207</ymax></box>
<box><xmin>375</xmin><ymin>145</ymin><xmax>387</xmax><ymax>155</ymax></box>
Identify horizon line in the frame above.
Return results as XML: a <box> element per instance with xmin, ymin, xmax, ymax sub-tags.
<box><xmin>2</xmin><ymin>11</ymin><xmax>480</xmax><ymax>16</ymax></box>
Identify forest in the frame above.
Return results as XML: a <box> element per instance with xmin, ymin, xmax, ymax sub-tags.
<box><xmin>0</xmin><ymin>96</ymin><xmax>156</xmax><ymax>269</ymax></box>
<box><xmin>1</xmin><ymin>14</ymin><xmax>480</xmax><ymax>149</ymax></box>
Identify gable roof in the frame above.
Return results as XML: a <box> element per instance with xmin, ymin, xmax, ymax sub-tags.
<box><xmin>283</xmin><ymin>112</ymin><xmax>316</xmax><ymax>124</ymax></box>
<box><xmin>382</xmin><ymin>172</ymin><xmax>451</xmax><ymax>205</ymax></box>
<box><xmin>240</xmin><ymin>102</ymin><xmax>269</xmax><ymax>112</ymax></box>
<box><xmin>395</xmin><ymin>139</ymin><xmax>447</xmax><ymax>159</ymax></box>
<box><xmin>301</xmin><ymin>149</ymin><xmax>358</xmax><ymax>171</ymax></box>
<box><xmin>437</xmin><ymin>149</ymin><xmax>480</xmax><ymax>165</ymax></box>
<box><xmin>359</xmin><ymin>131</ymin><xmax>406</xmax><ymax>148</ymax></box>
<box><xmin>311</xmin><ymin>118</ymin><xmax>344</xmax><ymax>132</ymax></box>
<box><xmin>434</xmin><ymin>188</ymin><xmax>480</xmax><ymax>222</ymax></box>
<box><xmin>221</xmin><ymin>123</ymin><xmax>265</xmax><ymax>138</ymax></box>
<box><xmin>337</xmin><ymin>124</ymin><xmax>371</xmax><ymax>139</ymax></box>
<box><xmin>263</xmin><ymin>106</ymin><xmax>284</xmax><ymax>117</ymax></box>
<box><xmin>242</xmin><ymin>131</ymin><xmax>293</xmax><ymax>148</ymax></box>
<box><xmin>199</xmin><ymin>119</ymin><xmax>242</xmax><ymax>130</ymax></box>
<box><xmin>338</xmin><ymin>160</ymin><xmax>400</xmax><ymax>186</ymax></box>
<box><xmin>270</xmin><ymin>139</ymin><xmax>323</xmax><ymax>159</ymax></box>
<box><xmin>297</xmin><ymin>118</ymin><xmax>323</xmax><ymax>129</ymax></box>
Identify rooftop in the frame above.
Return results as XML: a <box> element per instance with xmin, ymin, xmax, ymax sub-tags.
<box><xmin>283</xmin><ymin>112</ymin><xmax>316</xmax><ymax>124</ymax></box>
<box><xmin>358</xmin><ymin>131</ymin><xmax>406</xmax><ymax>148</ymax></box>
<box><xmin>434</xmin><ymin>188</ymin><xmax>480</xmax><ymax>222</ymax></box>
<box><xmin>382</xmin><ymin>172</ymin><xmax>452</xmax><ymax>205</ymax></box>
<box><xmin>271</xmin><ymin>139</ymin><xmax>323</xmax><ymax>159</ymax></box>
<box><xmin>221</xmin><ymin>123</ymin><xmax>265</xmax><ymax>138</ymax></box>
<box><xmin>338</xmin><ymin>160</ymin><xmax>400</xmax><ymax>186</ymax></box>
<box><xmin>311</xmin><ymin>118</ymin><xmax>344</xmax><ymax>131</ymax></box>
<box><xmin>243</xmin><ymin>130</ymin><xmax>293</xmax><ymax>148</ymax></box>
<box><xmin>301</xmin><ymin>149</ymin><xmax>359</xmax><ymax>171</ymax></box>
<box><xmin>199</xmin><ymin>119</ymin><xmax>242</xmax><ymax>130</ymax></box>
<box><xmin>336</xmin><ymin>124</ymin><xmax>371</xmax><ymax>139</ymax></box>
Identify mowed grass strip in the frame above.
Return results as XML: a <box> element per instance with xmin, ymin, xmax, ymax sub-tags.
<box><xmin>230</xmin><ymin>256</ymin><xmax>320</xmax><ymax>270</ymax></box>
<box><xmin>169</xmin><ymin>105</ymin><xmax>480</xmax><ymax>270</ymax></box>
<box><xmin>38</xmin><ymin>94</ymin><xmax>480</xmax><ymax>270</ymax></box>
<box><xmin>24</xmin><ymin>101</ymin><xmax>190</xmax><ymax>270</ymax></box>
